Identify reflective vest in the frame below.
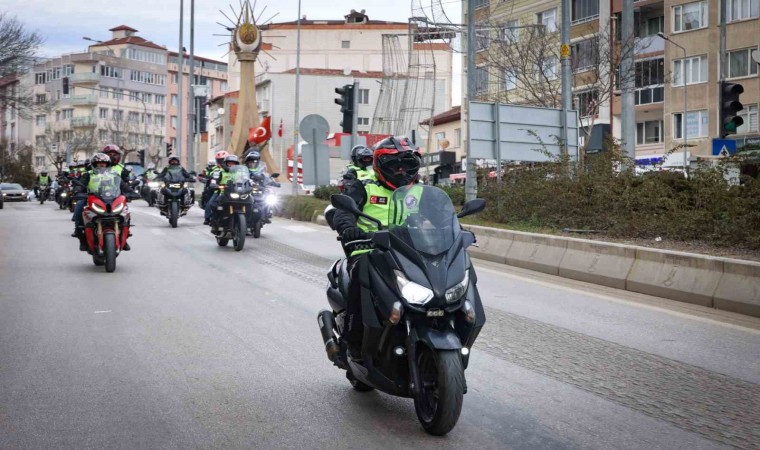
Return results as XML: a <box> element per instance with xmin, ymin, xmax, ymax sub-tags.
<box><xmin>111</xmin><ymin>163</ymin><xmax>125</xmax><ymax>176</ymax></box>
<box><xmin>86</xmin><ymin>174</ymin><xmax>116</xmax><ymax>193</ymax></box>
<box><xmin>346</xmin><ymin>165</ymin><xmax>373</xmax><ymax>182</ymax></box>
<box><xmin>352</xmin><ymin>178</ymin><xmax>393</xmax><ymax>256</ymax></box>
<box><xmin>38</xmin><ymin>175</ymin><xmax>50</xmax><ymax>186</ymax></box>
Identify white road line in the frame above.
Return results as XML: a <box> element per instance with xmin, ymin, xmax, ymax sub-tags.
<box><xmin>94</xmin><ymin>310</ymin><xmax>112</xmax><ymax>314</ymax></box>
<box><xmin>282</xmin><ymin>225</ymin><xmax>316</xmax><ymax>233</ymax></box>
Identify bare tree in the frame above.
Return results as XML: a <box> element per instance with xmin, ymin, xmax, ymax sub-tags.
<box><xmin>35</xmin><ymin>125</ymin><xmax>98</xmax><ymax>173</ymax></box>
<box><xmin>0</xmin><ymin>13</ymin><xmax>43</xmax><ymax>118</ymax></box>
<box><xmin>103</xmin><ymin>109</ymin><xmax>163</xmax><ymax>165</ymax></box>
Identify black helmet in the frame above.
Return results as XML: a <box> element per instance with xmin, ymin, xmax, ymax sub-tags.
<box><xmin>223</xmin><ymin>154</ymin><xmax>240</xmax><ymax>169</ymax></box>
<box><xmin>372</xmin><ymin>136</ymin><xmax>420</xmax><ymax>190</ymax></box>
<box><xmin>351</xmin><ymin>145</ymin><xmax>374</xmax><ymax>170</ymax></box>
<box><xmin>244</xmin><ymin>151</ymin><xmax>261</xmax><ymax>170</ymax></box>
<box><xmin>168</xmin><ymin>156</ymin><xmax>180</xmax><ymax>165</ymax></box>
<box><xmin>41</xmin><ymin>171</ymin><xmax>48</xmax><ymax>176</ymax></box>
<box><xmin>91</xmin><ymin>153</ymin><xmax>112</xmax><ymax>167</ymax></box>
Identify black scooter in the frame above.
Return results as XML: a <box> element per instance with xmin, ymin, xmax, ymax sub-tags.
<box><xmin>318</xmin><ymin>186</ymin><xmax>487</xmax><ymax>436</ymax></box>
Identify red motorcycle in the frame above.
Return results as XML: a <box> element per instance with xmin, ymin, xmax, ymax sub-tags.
<box><xmin>82</xmin><ymin>170</ymin><xmax>131</xmax><ymax>273</ymax></box>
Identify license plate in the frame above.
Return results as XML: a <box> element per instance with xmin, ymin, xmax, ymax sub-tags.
<box><xmin>426</xmin><ymin>309</ymin><xmax>444</xmax><ymax>317</ymax></box>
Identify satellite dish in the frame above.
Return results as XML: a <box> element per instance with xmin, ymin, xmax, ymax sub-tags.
<box><xmin>439</xmin><ymin>139</ymin><xmax>450</xmax><ymax>149</ymax></box>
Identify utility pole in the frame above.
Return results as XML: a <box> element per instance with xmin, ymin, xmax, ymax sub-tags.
<box><xmin>351</xmin><ymin>81</ymin><xmax>359</xmax><ymax>148</ymax></box>
<box><xmin>620</xmin><ymin>0</ymin><xmax>635</xmax><ymax>165</ymax></box>
<box><xmin>177</xmin><ymin>0</ymin><xmax>184</xmax><ymax>159</ymax></box>
<box><xmin>560</xmin><ymin>0</ymin><xmax>572</xmax><ymax>161</ymax></box>
<box><xmin>464</xmin><ymin>0</ymin><xmax>477</xmax><ymax>202</ymax></box>
<box><xmin>291</xmin><ymin>0</ymin><xmax>302</xmax><ymax>196</ymax></box>
<box><xmin>188</xmin><ymin>0</ymin><xmax>196</xmax><ymax>171</ymax></box>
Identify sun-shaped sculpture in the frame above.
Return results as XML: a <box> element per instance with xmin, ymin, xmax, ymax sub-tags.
<box><xmin>215</xmin><ymin>0</ymin><xmax>280</xmax><ymax>61</ymax></box>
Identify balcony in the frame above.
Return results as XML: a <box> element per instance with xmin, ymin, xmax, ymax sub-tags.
<box><xmin>71</xmin><ymin>116</ymin><xmax>97</xmax><ymax>128</ymax></box>
<box><xmin>70</xmin><ymin>72</ymin><xmax>100</xmax><ymax>85</ymax></box>
<box><xmin>257</xmin><ymin>99</ymin><xmax>270</xmax><ymax>115</ymax></box>
<box><xmin>635</xmin><ymin>35</ymin><xmax>665</xmax><ymax>56</ymax></box>
<box><xmin>634</xmin><ymin>85</ymin><xmax>664</xmax><ymax>106</ymax></box>
<box><xmin>70</xmin><ymin>94</ymin><xmax>98</xmax><ymax>106</ymax></box>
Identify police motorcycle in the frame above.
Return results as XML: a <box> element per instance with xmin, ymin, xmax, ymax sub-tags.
<box><xmin>210</xmin><ymin>166</ymin><xmax>253</xmax><ymax>251</ymax></box>
<box><xmin>248</xmin><ymin>172</ymin><xmax>281</xmax><ymax>238</ymax></box>
<box><xmin>77</xmin><ymin>169</ymin><xmax>132</xmax><ymax>273</ymax></box>
<box><xmin>155</xmin><ymin>167</ymin><xmax>196</xmax><ymax>228</ymax></box>
<box><xmin>318</xmin><ymin>185</ymin><xmax>487</xmax><ymax>436</ymax></box>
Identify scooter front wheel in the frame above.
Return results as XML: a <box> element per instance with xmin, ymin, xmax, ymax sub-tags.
<box><xmin>413</xmin><ymin>347</ymin><xmax>464</xmax><ymax>436</ymax></box>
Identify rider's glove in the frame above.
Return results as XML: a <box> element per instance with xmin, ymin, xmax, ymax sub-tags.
<box><xmin>341</xmin><ymin>227</ymin><xmax>367</xmax><ymax>242</ymax></box>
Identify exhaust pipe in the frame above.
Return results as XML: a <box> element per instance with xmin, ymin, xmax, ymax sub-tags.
<box><xmin>317</xmin><ymin>309</ymin><xmax>340</xmax><ymax>363</ymax></box>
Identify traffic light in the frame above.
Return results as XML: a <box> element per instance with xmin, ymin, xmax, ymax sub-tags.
<box><xmin>165</xmin><ymin>142</ymin><xmax>173</xmax><ymax>156</ymax></box>
<box><xmin>720</xmin><ymin>81</ymin><xmax>744</xmax><ymax>138</ymax></box>
<box><xmin>334</xmin><ymin>84</ymin><xmax>355</xmax><ymax>133</ymax></box>
<box><xmin>137</xmin><ymin>150</ymin><xmax>146</xmax><ymax>166</ymax></box>
<box><xmin>62</xmin><ymin>77</ymin><xmax>69</xmax><ymax>95</ymax></box>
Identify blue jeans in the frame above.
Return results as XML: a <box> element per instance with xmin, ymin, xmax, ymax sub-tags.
<box><xmin>72</xmin><ymin>199</ymin><xmax>86</xmax><ymax>227</ymax></box>
<box><xmin>204</xmin><ymin>192</ymin><xmax>219</xmax><ymax>220</ymax></box>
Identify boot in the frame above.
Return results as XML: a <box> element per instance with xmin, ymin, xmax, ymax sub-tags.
<box><xmin>79</xmin><ymin>237</ymin><xmax>88</xmax><ymax>252</ymax></box>
<box><xmin>123</xmin><ymin>242</ymin><xmax>131</xmax><ymax>251</ymax></box>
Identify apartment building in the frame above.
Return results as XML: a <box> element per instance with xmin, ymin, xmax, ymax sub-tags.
<box><xmin>467</xmin><ymin>0</ymin><xmax>759</xmax><ymax>167</ymax></box>
<box><xmin>0</xmin><ymin>74</ymin><xmax>35</xmax><ymax>168</ymax></box>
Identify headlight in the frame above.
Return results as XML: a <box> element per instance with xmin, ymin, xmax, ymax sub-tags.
<box><xmin>230</xmin><ymin>193</ymin><xmax>240</xmax><ymax>199</ymax></box>
<box><xmin>148</xmin><ymin>182</ymin><xmax>159</xmax><ymax>188</ymax></box>
<box><xmin>265</xmin><ymin>194</ymin><xmax>278</xmax><ymax>206</ymax></box>
<box><xmin>112</xmin><ymin>203</ymin><xmax>124</xmax><ymax>214</ymax></box>
<box><xmin>445</xmin><ymin>271</ymin><xmax>470</xmax><ymax>303</ymax></box>
<box><xmin>395</xmin><ymin>270</ymin><xmax>434</xmax><ymax>305</ymax></box>
<box><xmin>91</xmin><ymin>203</ymin><xmax>106</xmax><ymax>214</ymax></box>
<box><xmin>61</xmin><ymin>193</ymin><xmax>67</xmax><ymax>197</ymax></box>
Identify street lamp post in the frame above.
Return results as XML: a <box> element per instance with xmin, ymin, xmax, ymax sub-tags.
<box><xmin>657</xmin><ymin>32</ymin><xmax>688</xmax><ymax>178</ymax></box>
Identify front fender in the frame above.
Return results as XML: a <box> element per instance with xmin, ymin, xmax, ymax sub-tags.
<box><xmin>410</xmin><ymin>323</ymin><xmax>462</xmax><ymax>350</ymax></box>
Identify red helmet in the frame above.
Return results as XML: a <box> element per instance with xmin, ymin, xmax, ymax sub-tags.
<box><xmin>372</xmin><ymin>136</ymin><xmax>421</xmax><ymax>190</ymax></box>
<box><xmin>215</xmin><ymin>150</ymin><xmax>229</xmax><ymax>166</ymax></box>
<box><xmin>102</xmin><ymin>144</ymin><xmax>122</xmax><ymax>165</ymax></box>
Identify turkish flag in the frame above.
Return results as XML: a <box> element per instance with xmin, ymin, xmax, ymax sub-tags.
<box><xmin>248</xmin><ymin>116</ymin><xmax>272</xmax><ymax>144</ymax></box>
<box><xmin>277</xmin><ymin>118</ymin><xmax>283</xmax><ymax>137</ymax></box>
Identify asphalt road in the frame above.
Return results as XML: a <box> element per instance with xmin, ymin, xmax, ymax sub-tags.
<box><xmin>1</xmin><ymin>199</ymin><xmax>759</xmax><ymax>449</ymax></box>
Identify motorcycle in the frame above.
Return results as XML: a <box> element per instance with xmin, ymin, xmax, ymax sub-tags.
<box><xmin>248</xmin><ymin>172</ymin><xmax>281</xmax><ymax>238</ymax></box>
<box><xmin>79</xmin><ymin>169</ymin><xmax>131</xmax><ymax>273</ymax></box>
<box><xmin>56</xmin><ymin>181</ymin><xmax>73</xmax><ymax>210</ymax></box>
<box><xmin>318</xmin><ymin>186</ymin><xmax>487</xmax><ymax>436</ymax></box>
<box><xmin>155</xmin><ymin>168</ymin><xmax>195</xmax><ymax>228</ymax></box>
<box><xmin>37</xmin><ymin>186</ymin><xmax>51</xmax><ymax>205</ymax></box>
<box><xmin>210</xmin><ymin>166</ymin><xmax>253</xmax><ymax>251</ymax></box>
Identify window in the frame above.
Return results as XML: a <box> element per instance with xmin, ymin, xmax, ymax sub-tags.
<box><xmin>171</xmin><ymin>94</ymin><xmax>178</xmax><ymax>107</ymax></box>
<box><xmin>673</xmin><ymin>110</ymin><xmax>708</xmax><ymax>139</ymax></box>
<box><xmin>129</xmin><ymin>70</ymin><xmax>166</xmax><ymax>86</ymax></box>
<box><xmin>112</xmin><ymin>110</ymin><xmax>123</xmax><ymax>121</ymax></box>
<box><xmin>475</xmin><ymin>66</ymin><xmax>489</xmax><ymax>94</ymax></box>
<box><xmin>35</xmin><ymin>94</ymin><xmax>47</xmax><ymax>104</ymax></box>
<box><xmin>142</xmin><ymin>113</ymin><xmax>152</xmax><ymax>124</ymax></box>
<box><xmin>172</xmin><ymin>73</ymin><xmax>178</xmax><ymax>84</ymax></box>
<box><xmin>728</xmin><ymin>48</ymin><xmax>759</xmax><ymax>78</ymax></box>
<box><xmin>155</xmin><ymin>115</ymin><xmax>165</xmax><ymax>127</ymax></box>
<box><xmin>636</xmin><ymin>120</ymin><xmax>663</xmax><ymax>145</ymax></box>
<box><xmin>476</xmin><ymin>30</ymin><xmax>490</xmax><ymax>51</ymax></box>
<box><xmin>503</xmin><ymin>70</ymin><xmax>517</xmax><ymax>90</ymax></box>
<box><xmin>537</xmin><ymin>8</ymin><xmax>557</xmax><ymax>32</ymax></box>
<box><xmin>221</xmin><ymin>81</ymin><xmax>228</xmax><ymax>92</ymax></box>
<box><xmin>358</xmin><ymin>89</ymin><xmax>370</xmax><ymax>104</ymax></box>
<box><xmin>727</xmin><ymin>0</ymin><xmax>759</xmax><ymax>21</ymax></box>
<box><xmin>155</xmin><ymin>136</ymin><xmax>164</xmax><ymax>147</ymax></box>
<box><xmin>672</xmin><ymin>55</ymin><xmax>707</xmax><ymax>86</ymax></box>
<box><xmin>635</xmin><ymin>58</ymin><xmax>665</xmax><ymax>105</ymax></box>
<box><xmin>100</xmin><ymin>87</ymin><xmax>110</xmax><ymax>98</ymax></box>
<box><xmin>35</xmin><ymin>136</ymin><xmax>46</xmax><ymax>148</ymax></box>
<box><xmin>56</xmin><ymin>90</ymin><xmax>61</xmax><ymax>100</ymax></box>
<box><xmin>572</xmin><ymin>0</ymin><xmax>599</xmax><ymax>23</ymax></box>
<box><xmin>502</xmin><ymin>20</ymin><xmax>520</xmax><ymax>43</ymax></box>
<box><xmin>737</xmin><ymin>104</ymin><xmax>759</xmax><ymax>134</ymax></box>
<box><xmin>62</xmin><ymin>109</ymin><xmax>73</xmax><ymax>119</ymax></box>
<box><xmin>124</xmin><ymin>48</ymin><xmax>166</xmax><ymax>65</ymax></box>
<box><xmin>35</xmin><ymin>72</ymin><xmax>47</xmax><ymax>84</ymax></box>
<box><xmin>55</xmin><ymin>111</ymin><xmax>61</xmax><ymax>121</ymax></box>
<box><xmin>128</xmin><ymin>133</ymin><xmax>137</xmax><ymax>145</ymax></box>
<box><xmin>35</xmin><ymin>115</ymin><xmax>46</xmax><ymax>126</ymax></box>
<box><xmin>642</xmin><ymin>16</ymin><xmax>665</xmax><ymax>36</ymax></box>
<box><xmin>36</xmin><ymin>156</ymin><xmax>45</xmax><ymax>167</ymax></box>
<box><xmin>171</xmin><ymin>116</ymin><xmax>178</xmax><ymax>128</ymax></box>
<box><xmin>536</xmin><ymin>56</ymin><xmax>559</xmax><ymax>80</ymax></box>
<box><xmin>572</xmin><ymin>39</ymin><xmax>597</xmax><ymax>72</ymax></box>
<box><xmin>113</xmin><ymin>89</ymin><xmax>123</xmax><ymax>100</ymax></box>
<box><xmin>673</xmin><ymin>1</ymin><xmax>707</xmax><ymax>32</ymax></box>
<box><xmin>155</xmin><ymin>94</ymin><xmax>165</xmax><ymax>104</ymax></box>
<box><xmin>128</xmin><ymin>91</ymin><xmax>139</xmax><ymax>102</ymax></box>
<box><xmin>99</xmin><ymin>108</ymin><xmax>108</xmax><ymax>119</ymax></box>
<box><xmin>454</xmin><ymin>128</ymin><xmax>462</xmax><ymax>147</ymax></box>
<box><xmin>142</xmin><ymin>93</ymin><xmax>153</xmax><ymax>104</ymax></box>
<box><xmin>128</xmin><ymin>112</ymin><xmax>139</xmax><ymax>123</ymax></box>
<box><xmin>575</xmin><ymin>90</ymin><xmax>598</xmax><ymax>117</ymax></box>
<box><xmin>62</xmin><ymin>64</ymin><xmax>74</xmax><ymax>76</ymax></box>
<box><xmin>358</xmin><ymin>117</ymin><xmax>370</xmax><ymax>127</ymax></box>
<box><xmin>341</xmin><ymin>41</ymin><xmax>350</xmax><ymax>49</ymax></box>
<box><xmin>473</xmin><ymin>0</ymin><xmax>489</xmax><ymax>9</ymax></box>
<box><xmin>100</xmin><ymin>65</ymin><xmax>121</xmax><ymax>78</ymax></box>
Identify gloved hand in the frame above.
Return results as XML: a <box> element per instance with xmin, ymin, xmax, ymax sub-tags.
<box><xmin>341</xmin><ymin>227</ymin><xmax>367</xmax><ymax>242</ymax></box>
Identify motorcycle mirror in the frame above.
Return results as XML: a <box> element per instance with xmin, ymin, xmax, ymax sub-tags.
<box><xmin>271</xmin><ymin>172</ymin><xmax>280</xmax><ymax>179</ymax></box>
<box><xmin>331</xmin><ymin>194</ymin><xmax>361</xmax><ymax>215</ymax></box>
<box><xmin>457</xmin><ymin>198</ymin><xmax>486</xmax><ymax>219</ymax></box>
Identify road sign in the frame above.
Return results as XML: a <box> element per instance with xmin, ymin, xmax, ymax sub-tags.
<box><xmin>560</xmin><ymin>44</ymin><xmax>570</xmax><ymax>58</ymax></box>
<box><xmin>299</xmin><ymin>114</ymin><xmax>329</xmax><ymax>144</ymax></box>
<box><xmin>301</xmin><ymin>142</ymin><xmax>330</xmax><ymax>186</ymax></box>
<box><xmin>470</xmin><ymin>102</ymin><xmax>579</xmax><ymax>162</ymax></box>
<box><xmin>339</xmin><ymin>134</ymin><xmax>367</xmax><ymax>160</ymax></box>
<box><xmin>712</xmin><ymin>138</ymin><xmax>737</xmax><ymax>156</ymax></box>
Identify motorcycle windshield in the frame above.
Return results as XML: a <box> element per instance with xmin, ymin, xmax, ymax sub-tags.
<box><xmin>88</xmin><ymin>169</ymin><xmax>122</xmax><ymax>199</ymax></box>
<box><xmin>388</xmin><ymin>185</ymin><xmax>460</xmax><ymax>255</ymax></box>
<box><xmin>228</xmin><ymin>166</ymin><xmax>251</xmax><ymax>185</ymax></box>
<box><xmin>165</xmin><ymin>167</ymin><xmax>186</xmax><ymax>183</ymax></box>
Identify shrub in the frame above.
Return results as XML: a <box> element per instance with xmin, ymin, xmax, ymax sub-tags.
<box><xmin>313</xmin><ymin>185</ymin><xmax>340</xmax><ymax>200</ymax></box>
<box><xmin>276</xmin><ymin>195</ymin><xmax>330</xmax><ymax>222</ymax></box>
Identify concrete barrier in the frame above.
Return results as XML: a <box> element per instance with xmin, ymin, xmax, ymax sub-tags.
<box><xmin>626</xmin><ymin>248</ymin><xmax>723</xmax><ymax>308</ymax></box>
<box><xmin>463</xmin><ymin>225</ymin><xmax>513</xmax><ymax>264</ymax></box>
<box><xmin>559</xmin><ymin>240</ymin><xmax>636</xmax><ymax>290</ymax></box>
<box><xmin>714</xmin><ymin>260</ymin><xmax>760</xmax><ymax>317</ymax></box>
<box><xmin>505</xmin><ymin>232</ymin><xmax>568</xmax><ymax>276</ymax></box>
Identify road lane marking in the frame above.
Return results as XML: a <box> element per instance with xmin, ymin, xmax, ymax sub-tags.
<box><xmin>282</xmin><ymin>225</ymin><xmax>317</xmax><ymax>233</ymax></box>
<box><xmin>94</xmin><ymin>310</ymin><xmax>112</xmax><ymax>314</ymax></box>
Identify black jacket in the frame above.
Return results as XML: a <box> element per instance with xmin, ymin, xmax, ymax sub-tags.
<box><xmin>333</xmin><ymin>178</ymin><xmax>370</xmax><ymax>235</ymax></box>
<box><xmin>155</xmin><ymin>166</ymin><xmax>195</xmax><ymax>182</ymax></box>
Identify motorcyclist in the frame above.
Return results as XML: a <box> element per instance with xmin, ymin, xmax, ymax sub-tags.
<box><xmin>205</xmin><ymin>154</ymin><xmax>241</xmax><ymax>225</ymax></box>
<box><xmin>199</xmin><ymin>159</ymin><xmax>216</xmax><ymax>183</ymax></box>
<box><xmin>102</xmin><ymin>144</ymin><xmax>130</xmax><ymax>184</ymax></box>
<box><xmin>245</xmin><ymin>151</ymin><xmax>279</xmax><ymax>225</ymax></box>
<box><xmin>202</xmin><ymin>151</ymin><xmax>229</xmax><ymax>224</ymax></box>
<box><xmin>34</xmin><ymin>171</ymin><xmax>52</xmax><ymax>198</ymax></box>
<box><xmin>155</xmin><ymin>156</ymin><xmax>196</xmax><ymax>205</ymax></box>
<box><xmin>72</xmin><ymin>153</ymin><xmax>135</xmax><ymax>251</ymax></box>
<box><xmin>332</xmin><ymin>136</ymin><xmax>421</xmax><ymax>360</ymax></box>
<box><xmin>344</xmin><ymin>145</ymin><xmax>375</xmax><ymax>182</ymax></box>
<box><xmin>71</xmin><ymin>145</ymin><xmax>127</xmax><ymax>240</ymax></box>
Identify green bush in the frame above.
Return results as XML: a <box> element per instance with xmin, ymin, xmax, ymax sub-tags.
<box><xmin>439</xmin><ymin>185</ymin><xmax>465</xmax><ymax>206</ymax></box>
<box><xmin>313</xmin><ymin>185</ymin><xmax>340</xmax><ymax>200</ymax></box>
<box><xmin>276</xmin><ymin>195</ymin><xmax>330</xmax><ymax>222</ymax></box>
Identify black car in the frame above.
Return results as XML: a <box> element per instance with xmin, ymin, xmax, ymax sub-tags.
<box><xmin>0</xmin><ymin>183</ymin><xmax>30</xmax><ymax>202</ymax></box>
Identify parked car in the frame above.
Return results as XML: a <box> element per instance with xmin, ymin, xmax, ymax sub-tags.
<box><xmin>0</xmin><ymin>186</ymin><xmax>4</xmax><ymax>209</ymax></box>
<box><xmin>0</xmin><ymin>183</ymin><xmax>31</xmax><ymax>202</ymax></box>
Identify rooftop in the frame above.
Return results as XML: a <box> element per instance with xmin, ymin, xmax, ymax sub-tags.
<box><xmin>420</xmin><ymin>105</ymin><xmax>461</xmax><ymax>126</ymax></box>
